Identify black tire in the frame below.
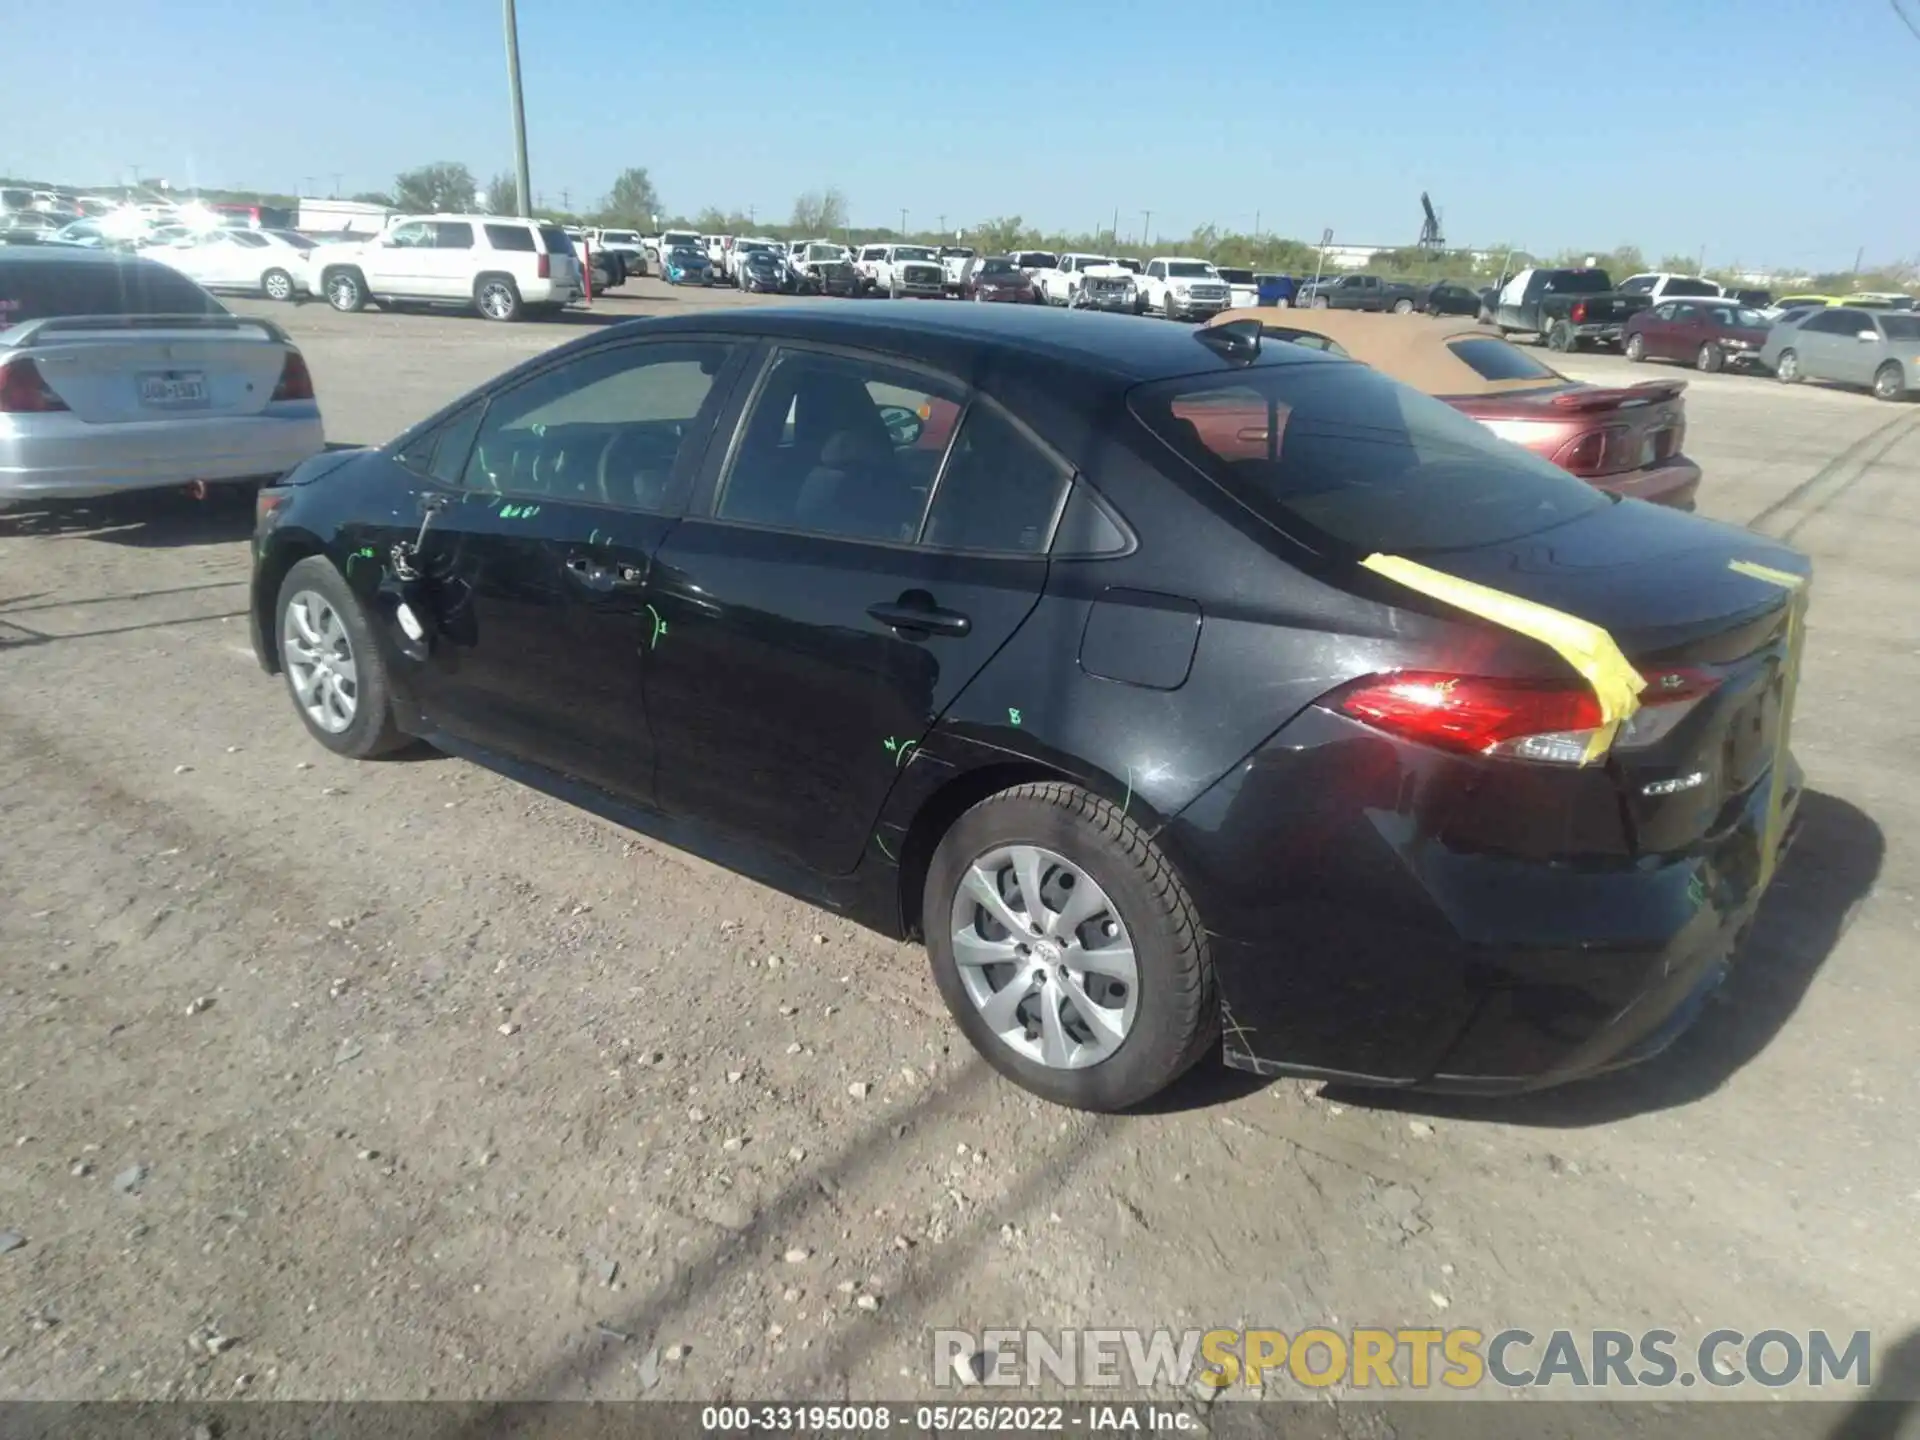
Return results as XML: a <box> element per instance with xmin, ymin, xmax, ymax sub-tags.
<box><xmin>1162</xmin><ymin>290</ymin><xmax>1178</xmax><ymax>321</ymax></box>
<box><xmin>1775</xmin><ymin>348</ymin><xmax>1801</xmax><ymax>384</ymax></box>
<box><xmin>274</xmin><ymin>555</ymin><xmax>410</xmax><ymax>760</ymax></box>
<box><xmin>474</xmin><ymin>274</ymin><xmax>522</xmax><ymax>322</ymax></box>
<box><xmin>888</xmin><ymin>276</ymin><xmax>901</xmax><ymax>300</ymax></box>
<box><xmin>1696</xmin><ymin>342</ymin><xmax>1724</xmax><ymax>374</ymax></box>
<box><xmin>1873</xmin><ymin>361</ymin><xmax>1907</xmax><ymax>401</ymax></box>
<box><xmin>1546</xmin><ymin>320</ymin><xmax>1573</xmax><ymax>352</ymax></box>
<box><xmin>324</xmin><ymin>268</ymin><xmax>366</xmax><ymax>313</ymax></box>
<box><xmin>1624</xmin><ymin>333</ymin><xmax>1646</xmax><ymax>363</ymax></box>
<box><xmin>924</xmin><ymin>782</ymin><xmax>1217</xmax><ymax>1111</ymax></box>
<box><xmin>261</xmin><ymin>267</ymin><xmax>296</xmax><ymax>302</ymax></box>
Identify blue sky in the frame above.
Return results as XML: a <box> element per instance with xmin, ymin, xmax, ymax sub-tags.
<box><xmin>7</xmin><ymin>0</ymin><xmax>1915</xmax><ymax>270</ymax></box>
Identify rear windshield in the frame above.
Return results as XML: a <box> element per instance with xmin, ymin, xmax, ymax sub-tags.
<box><xmin>1129</xmin><ymin>361</ymin><xmax>1606</xmax><ymax>556</ymax></box>
<box><xmin>1216</xmin><ymin>268</ymin><xmax>1255</xmax><ymax>284</ymax></box>
<box><xmin>600</xmin><ymin>230</ymin><xmax>639</xmax><ymax>244</ymax></box>
<box><xmin>266</xmin><ymin>229</ymin><xmax>316</xmax><ymax>250</ymax></box>
<box><xmin>1664</xmin><ymin>278</ymin><xmax>1719</xmax><ymax>298</ymax></box>
<box><xmin>0</xmin><ymin>258</ymin><xmax>225</xmax><ymax>328</ymax></box>
<box><xmin>1546</xmin><ymin>270</ymin><xmax>1613</xmax><ymax>294</ymax></box>
<box><xmin>1446</xmin><ymin>336</ymin><xmax>1562</xmax><ymax>383</ymax></box>
<box><xmin>1881</xmin><ymin>316</ymin><xmax>1920</xmax><ymax>340</ymax></box>
<box><xmin>538</xmin><ymin>226</ymin><xmax>575</xmax><ymax>255</ymax></box>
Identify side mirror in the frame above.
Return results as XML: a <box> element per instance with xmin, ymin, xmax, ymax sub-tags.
<box><xmin>876</xmin><ymin>404</ymin><xmax>926</xmax><ymax>449</ymax></box>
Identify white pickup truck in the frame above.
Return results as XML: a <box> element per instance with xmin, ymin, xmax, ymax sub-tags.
<box><xmin>585</xmin><ymin>228</ymin><xmax>647</xmax><ymax>277</ymax></box>
<box><xmin>938</xmin><ymin>246</ymin><xmax>976</xmax><ymax>294</ymax></box>
<box><xmin>863</xmin><ymin>243</ymin><xmax>946</xmax><ymax>299</ymax></box>
<box><xmin>1136</xmin><ymin>256</ymin><xmax>1232</xmax><ymax>320</ymax></box>
<box><xmin>1035</xmin><ymin>253</ymin><xmax>1138</xmax><ymax>311</ymax></box>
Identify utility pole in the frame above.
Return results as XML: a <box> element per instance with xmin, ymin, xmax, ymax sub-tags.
<box><xmin>560</xmin><ymin>188</ymin><xmax>570</xmax><ymax>213</ymax></box>
<box><xmin>503</xmin><ymin>0</ymin><xmax>533</xmax><ymax>217</ymax></box>
<box><xmin>1111</xmin><ymin>206</ymin><xmax>1119</xmax><ymax>247</ymax></box>
<box><xmin>747</xmin><ymin>203</ymin><xmax>756</xmax><ymax>225</ymax></box>
<box><xmin>1254</xmin><ymin>209</ymin><xmax>1261</xmax><ymax>238</ymax></box>
<box><xmin>937</xmin><ymin>213</ymin><xmax>946</xmax><ymax>236</ymax></box>
<box><xmin>303</xmin><ymin>176</ymin><xmax>315</xmax><ymax>198</ymax></box>
<box><xmin>1853</xmin><ymin>245</ymin><xmax>1866</xmax><ymax>277</ymax></box>
<box><xmin>1141</xmin><ymin>210</ymin><xmax>1152</xmax><ymax>249</ymax></box>
<box><xmin>899</xmin><ymin>207</ymin><xmax>908</xmax><ymax>236</ymax></box>
<box><xmin>331</xmin><ymin>173</ymin><xmax>343</xmax><ymax>199</ymax></box>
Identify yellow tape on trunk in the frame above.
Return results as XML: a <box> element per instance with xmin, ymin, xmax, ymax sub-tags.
<box><xmin>1727</xmin><ymin>559</ymin><xmax>1809</xmax><ymax>889</ymax></box>
<box><xmin>1361</xmin><ymin>553</ymin><xmax>1645</xmax><ymax>765</ymax></box>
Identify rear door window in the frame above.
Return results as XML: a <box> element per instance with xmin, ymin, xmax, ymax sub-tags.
<box><xmin>1129</xmin><ymin>360</ymin><xmax>1605</xmax><ymax>556</ymax></box>
<box><xmin>484</xmin><ymin>224</ymin><xmax>536</xmax><ymax>252</ymax></box>
<box><xmin>433</xmin><ymin>222</ymin><xmax>475</xmax><ymax>249</ymax></box>
<box><xmin>0</xmin><ymin>258</ymin><xmax>224</xmax><ymax>327</ymax></box>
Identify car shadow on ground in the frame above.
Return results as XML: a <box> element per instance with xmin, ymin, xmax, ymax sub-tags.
<box><xmin>0</xmin><ymin>489</ymin><xmax>259</xmax><ymax>546</ymax></box>
<box><xmin>1322</xmin><ymin>789</ymin><xmax>1883</xmax><ymax>1128</ymax></box>
<box><xmin>1824</xmin><ymin>1326</ymin><xmax>1920</xmax><ymax>1437</ymax></box>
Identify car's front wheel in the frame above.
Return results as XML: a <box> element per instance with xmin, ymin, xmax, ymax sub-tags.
<box><xmin>1873</xmin><ymin>361</ymin><xmax>1908</xmax><ymax>401</ymax></box>
<box><xmin>1391</xmin><ymin>297</ymin><xmax>1414</xmax><ymax>314</ymax></box>
<box><xmin>1697</xmin><ymin>342</ymin><xmax>1724</xmax><ymax>374</ymax></box>
<box><xmin>324</xmin><ymin>269</ymin><xmax>366</xmax><ymax>313</ymax></box>
<box><xmin>261</xmin><ymin>267</ymin><xmax>295</xmax><ymax>302</ymax></box>
<box><xmin>1624</xmin><ymin>333</ymin><xmax>1646</xmax><ymax>362</ymax></box>
<box><xmin>275</xmin><ymin>556</ymin><xmax>409</xmax><ymax>760</ymax></box>
<box><xmin>925</xmin><ymin>783</ymin><xmax>1217</xmax><ymax>1111</ymax></box>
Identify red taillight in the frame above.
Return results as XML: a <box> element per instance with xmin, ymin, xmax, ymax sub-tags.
<box><xmin>271</xmin><ymin>349</ymin><xmax>314</xmax><ymax>402</ymax></box>
<box><xmin>0</xmin><ymin>357</ymin><xmax>68</xmax><ymax>413</ymax></box>
<box><xmin>537</xmin><ymin>253</ymin><xmax>551</xmax><ymax>280</ymax></box>
<box><xmin>1554</xmin><ymin>429</ymin><xmax>1607</xmax><ymax>474</ymax></box>
<box><xmin>1335</xmin><ymin>666</ymin><xmax>1721</xmax><ymax>765</ymax></box>
<box><xmin>1336</xmin><ymin>672</ymin><xmax>1602</xmax><ymax>759</ymax></box>
<box><xmin>1570</xmin><ymin>300</ymin><xmax>1588</xmax><ymax>324</ymax></box>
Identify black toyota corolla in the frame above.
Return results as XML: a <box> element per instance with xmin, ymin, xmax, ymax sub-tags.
<box><xmin>250</xmin><ymin>303</ymin><xmax>1810</xmax><ymax>1111</ymax></box>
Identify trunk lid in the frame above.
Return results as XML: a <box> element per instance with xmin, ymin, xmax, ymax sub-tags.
<box><xmin>1462</xmin><ymin>379</ymin><xmax>1688</xmax><ymax>479</ymax></box>
<box><xmin>1431</xmin><ymin>501</ymin><xmax>1807</xmax><ymax>855</ymax></box>
<box><xmin>17</xmin><ymin>316</ymin><xmax>288</xmax><ymax>423</ymax></box>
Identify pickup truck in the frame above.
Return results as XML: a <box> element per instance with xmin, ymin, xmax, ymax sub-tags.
<box><xmin>1295</xmin><ymin>272</ymin><xmax>1419</xmax><ymax>313</ymax></box>
<box><xmin>1035</xmin><ymin>253</ymin><xmax>1136</xmax><ymax>310</ymax></box>
<box><xmin>1136</xmin><ymin>257</ymin><xmax>1231</xmax><ymax>320</ymax></box>
<box><xmin>866</xmin><ymin>243</ymin><xmax>946</xmax><ymax>299</ymax></box>
<box><xmin>938</xmin><ymin>246</ymin><xmax>976</xmax><ymax>294</ymax></box>
<box><xmin>1617</xmin><ymin>272</ymin><xmax>1723</xmax><ymax>304</ymax></box>
<box><xmin>1492</xmin><ymin>267</ymin><xmax>1652</xmax><ymax>352</ymax></box>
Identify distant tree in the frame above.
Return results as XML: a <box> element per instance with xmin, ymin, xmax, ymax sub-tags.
<box><xmin>1658</xmin><ymin>253</ymin><xmax>1701</xmax><ymax>275</ymax></box>
<box><xmin>970</xmin><ymin>215</ymin><xmax>1026</xmax><ymax>255</ymax></box>
<box><xmin>597</xmin><ymin>167</ymin><xmax>661</xmax><ymax>228</ymax></box>
<box><xmin>695</xmin><ymin>206</ymin><xmax>730</xmax><ymax>232</ymax></box>
<box><xmin>480</xmin><ymin>171</ymin><xmax>521</xmax><ymax>215</ymax></box>
<box><xmin>790</xmin><ymin>188</ymin><xmax>849</xmax><ymax>235</ymax></box>
<box><xmin>350</xmin><ymin>191</ymin><xmax>394</xmax><ymax>207</ymax></box>
<box><xmin>391</xmin><ymin>162</ymin><xmax>477</xmax><ymax>214</ymax></box>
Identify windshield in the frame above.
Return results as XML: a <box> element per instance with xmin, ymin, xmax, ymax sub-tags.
<box><xmin>1017</xmin><ymin>253</ymin><xmax>1057</xmax><ymax>268</ymax></box>
<box><xmin>939</xmin><ymin>247</ymin><xmax>974</xmax><ymax>259</ymax></box>
<box><xmin>0</xmin><ymin>257</ymin><xmax>226</xmax><ymax>327</ymax></box>
<box><xmin>1880</xmin><ymin>316</ymin><xmax>1920</xmax><ymax>340</ymax></box>
<box><xmin>1129</xmin><ymin>361</ymin><xmax>1606</xmax><ymax>555</ymax></box>
<box><xmin>804</xmin><ymin>244</ymin><xmax>842</xmax><ymax>261</ymax></box>
<box><xmin>893</xmin><ymin>246</ymin><xmax>938</xmax><ymax>262</ymax></box>
<box><xmin>662</xmin><ymin>231</ymin><xmax>699</xmax><ymax>247</ymax></box>
<box><xmin>600</xmin><ymin>230</ymin><xmax>639</xmax><ymax>244</ymax></box>
<box><xmin>265</xmin><ymin>229</ymin><xmax>316</xmax><ymax>250</ymax></box>
<box><xmin>978</xmin><ymin>258</ymin><xmax>1018</xmax><ymax>275</ymax></box>
<box><xmin>668</xmin><ymin>247</ymin><xmax>702</xmax><ymax>261</ymax></box>
<box><xmin>1167</xmin><ymin>262</ymin><xmax>1216</xmax><ymax>278</ymax></box>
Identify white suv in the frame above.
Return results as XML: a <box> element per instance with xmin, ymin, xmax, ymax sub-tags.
<box><xmin>307</xmin><ymin>214</ymin><xmax>584</xmax><ymax>322</ymax></box>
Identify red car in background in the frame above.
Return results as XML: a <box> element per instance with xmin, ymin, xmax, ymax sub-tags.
<box><xmin>1623</xmin><ymin>297</ymin><xmax>1772</xmax><ymax>373</ymax></box>
<box><xmin>962</xmin><ymin>256</ymin><xmax>1039</xmax><ymax>303</ymax></box>
<box><xmin>1202</xmin><ymin>309</ymin><xmax>1702</xmax><ymax>509</ymax></box>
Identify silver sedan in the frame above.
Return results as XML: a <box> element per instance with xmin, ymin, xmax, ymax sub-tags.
<box><xmin>0</xmin><ymin>249</ymin><xmax>323</xmax><ymax>502</ymax></box>
<box><xmin>1760</xmin><ymin>304</ymin><xmax>1920</xmax><ymax>401</ymax></box>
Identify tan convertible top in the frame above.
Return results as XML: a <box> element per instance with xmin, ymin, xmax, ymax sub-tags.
<box><xmin>1203</xmin><ymin>308</ymin><xmax>1571</xmax><ymax>398</ymax></box>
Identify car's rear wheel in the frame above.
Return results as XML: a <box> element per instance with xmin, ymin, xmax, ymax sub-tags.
<box><xmin>1311</xmin><ymin>295</ymin><xmax>1330</xmax><ymax>310</ymax></box>
<box><xmin>275</xmin><ymin>556</ymin><xmax>409</xmax><ymax>760</ymax></box>
<box><xmin>324</xmin><ymin>269</ymin><xmax>366</xmax><ymax>313</ymax></box>
<box><xmin>1696</xmin><ymin>342</ymin><xmax>1724</xmax><ymax>374</ymax></box>
<box><xmin>1391</xmin><ymin>297</ymin><xmax>1414</xmax><ymax>314</ymax></box>
<box><xmin>1624</xmin><ymin>333</ymin><xmax>1646</xmax><ymax>362</ymax></box>
<box><xmin>261</xmin><ymin>268</ymin><xmax>295</xmax><ymax>302</ymax></box>
<box><xmin>1873</xmin><ymin>361</ymin><xmax>1907</xmax><ymax>401</ymax></box>
<box><xmin>1546</xmin><ymin>320</ymin><xmax>1573</xmax><ymax>352</ymax></box>
<box><xmin>475</xmin><ymin>275</ymin><xmax>522</xmax><ymax>322</ymax></box>
<box><xmin>925</xmin><ymin>783</ymin><xmax>1217</xmax><ymax>1111</ymax></box>
<box><xmin>1775</xmin><ymin>348</ymin><xmax>1801</xmax><ymax>384</ymax></box>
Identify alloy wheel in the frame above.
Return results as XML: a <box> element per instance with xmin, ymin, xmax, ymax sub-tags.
<box><xmin>948</xmin><ymin>844</ymin><xmax>1138</xmax><ymax>1070</ymax></box>
<box><xmin>479</xmin><ymin>281</ymin><xmax>516</xmax><ymax>320</ymax></box>
<box><xmin>263</xmin><ymin>269</ymin><xmax>293</xmax><ymax>301</ymax></box>
<box><xmin>282</xmin><ymin>590</ymin><xmax>359</xmax><ymax>733</ymax></box>
<box><xmin>1777</xmin><ymin>350</ymin><xmax>1800</xmax><ymax>383</ymax></box>
<box><xmin>1874</xmin><ymin>364</ymin><xmax>1903</xmax><ymax>401</ymax></box>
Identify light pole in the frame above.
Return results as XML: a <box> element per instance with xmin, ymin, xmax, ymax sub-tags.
<box><xmin>503</xmin><ymin>0</ymin><xmax>533</xmax><ymax>217</ymax></box>
<box><xmin>899</xmin><ymin>208</ymin><xmax>908</xmax><ymax>237</ymax></box>
<box><xmin>1141</xmin><ymin>210</ymin><xmax>1152</xmax><ymax>248</ymax></box>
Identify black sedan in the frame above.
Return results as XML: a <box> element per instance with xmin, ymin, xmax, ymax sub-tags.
<box><xmin>738</xmin><ymin>249</ymin><xmax>790</xmax><ymax>294</ymax></box>
<box><xmin>1420</xmin><ymin>279</ymin><xmax>1483</xmax><ymax>317</ymax></box>
<box><xmin>250</xmin><ymin>304</ymin><xmax>1810</xmax><ymax>1110</ymax></box>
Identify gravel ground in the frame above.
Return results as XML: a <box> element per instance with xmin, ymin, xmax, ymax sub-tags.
<box><xmin>1</xmin><ymin>283</ymin><xmax>1915</xmax><ymax>1417</ymax></box>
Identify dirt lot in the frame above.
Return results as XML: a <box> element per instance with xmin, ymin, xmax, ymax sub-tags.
<box><xmin>2</xmin><ymin>281</ymin><xmax>1916</xmax><ymax>1416</ymax></box>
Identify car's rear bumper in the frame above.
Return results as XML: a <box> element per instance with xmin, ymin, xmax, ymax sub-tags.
<box><xmin>1591</xmin><ymin>454</ymin><xmax>1702</xmax><ymax>511</ymax></box>
<box><xmin>0</xmin><ymin>407</ymin><xmax>325</xmax><ymax>500</ymax></box>
<box><xmin>1166</xmin><ymin>709</ymin><xmax>1803</xmax><ymax>1092</ymax></box>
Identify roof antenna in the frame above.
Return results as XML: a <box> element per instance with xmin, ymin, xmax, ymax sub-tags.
<box><xmin>1193</xmin><ymin>318</ymin><xmax>1262</xmax><ymax>365</ymax></box>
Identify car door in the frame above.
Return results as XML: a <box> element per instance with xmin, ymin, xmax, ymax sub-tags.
<box><xmin>1664</xmin><ymin>301</ymin><xmax>1702</xmax><ymax>360</ymax></box>
<box><xmin>366</xmin><ymin>220</ymin><xmax>434</xmax><ymax>296</ymax></box>
<box><xmin>425</xmin><ymin>220</ymin><xmax>477</xmax><ymax>299</ymax></box>
<box><xmin>1831</xmin><ymin>310</ymin><xmax>1884</xmax><ymax>384</ymax></box>
<box><xmin>642</xmin><ymin>343</ymin><xmax>1070</xmax><ymax>876</ymax></box>
<box><xmin>1146</xmin><ymin>259</ymin><xmax>1166</xmax><ymax>304</ymax></box>
<box><xmin>391</xmin><ymin>336</ymin><xmax>752</xmax><ymax>804</ymax></box>
<box><xmin>1792</xmin><ymin>308</ymin><xmax>1852</xmax><ymax>381</ymax></box>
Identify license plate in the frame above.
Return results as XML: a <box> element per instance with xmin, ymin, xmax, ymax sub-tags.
<box><xmin>139</xmin><ymin>371</ymin><xmax>209</xmax><ymax>408</ymax></box>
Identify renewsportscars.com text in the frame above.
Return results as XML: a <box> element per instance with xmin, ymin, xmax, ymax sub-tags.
<box><xmin>933</xmin><ymin>1327</ymin><xmax>1873</xmax><ymax>1393</ymax></box>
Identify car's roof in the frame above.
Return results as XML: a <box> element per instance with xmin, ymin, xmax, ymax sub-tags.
<box><xmin>0</xmin><ymin>245</ymin><xmax>161</xmax><ymax>268</ymax></box>
<box><xmin>1204</xmin><ymin>307</ymin><xmax>1565</xmax><ymax>397</ymax></box>
<box><xmin>625</xmin><ymin>301</ymin><xmax>1340</xmax><ymax>384</ymax></box>
<box><xmin>1154</xmin><ymin>256</ymin><xmax>1214</xmax><ymax>264</ymax></box>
